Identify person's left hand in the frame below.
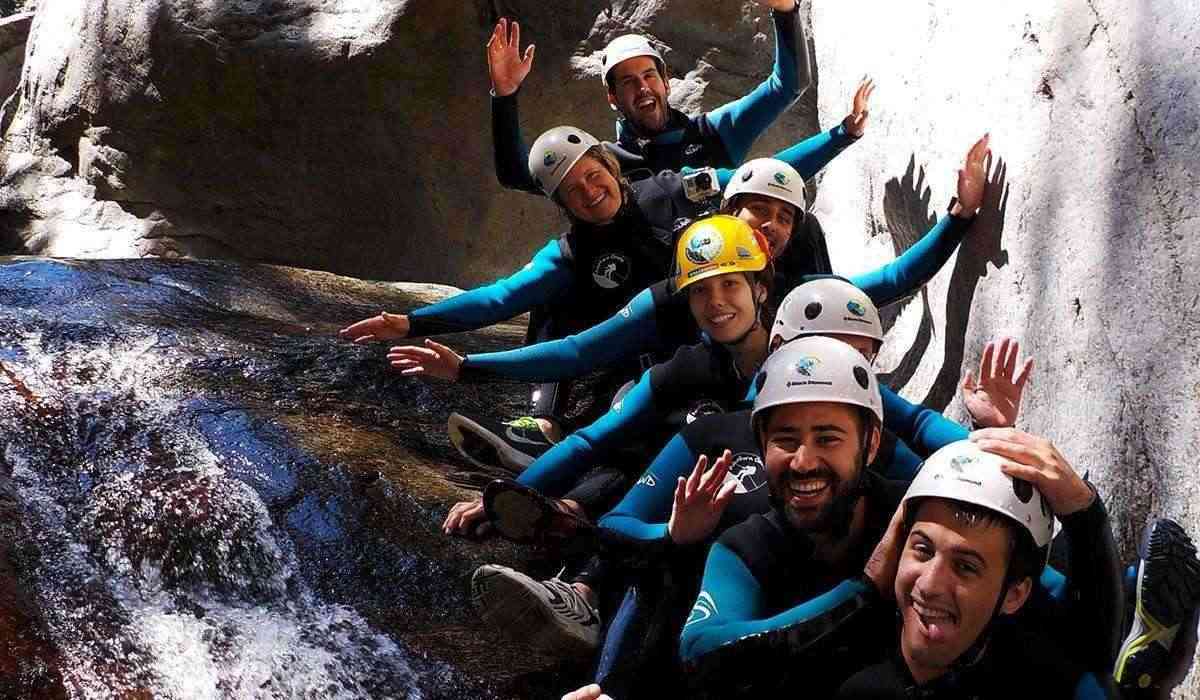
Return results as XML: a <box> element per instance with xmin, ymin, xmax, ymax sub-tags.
<box><xmin>842</xmin><ymin>77</ymin><xmax>875</xmax><ymax>138</ymax></box>
<box><xmin>442</xmin><ymin>498</ymin><xmax>491</xmax><ymax>537</ymax></box>
<box><xmin>754</xmin><ymin>0</ymin><xmax>798</xmax><ymax>12</ymax></box>
<box><xmin>387</xmin><ymin>339</ymin><xmax>464</xmax><ymax>381</ymax></box>
<box><xmin>970</xmin><ymin>429</ymin><xmax>1095</xmax><ymax>516</ymax></box>
<box><xmin>962</xmin><ymin>337</ymin><xmax>1033</xmax><ymax>428</ymax></box>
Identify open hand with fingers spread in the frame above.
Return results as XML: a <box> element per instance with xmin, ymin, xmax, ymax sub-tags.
<box><xmin>962</xmin><ymin>337</ymin><xmax>1033</xmax><ymax>428</ymax></box>
<box><xmin>842</xmin><ymin>77</ymin><xmax>875</xmax><ymax>138</ymax></box>
<box><xmin>969</xmin><ymin>429</ymin><xmax>1095</xmax><ymax>516</ymax></box>
<box><xmin>339</xmin><ymin>312</ymin><xmax>410</xmax><ymax>343</ymax></box>
<box><xmin>487</xmin><ymin>18</ymin><xmax>535</xmax><ymax>97</ymax></box>
<box><xmin>952</xmin><ymin>134</ymin><xmax>990</xmax><ymax>217</ymax></box>
<box><xmin>387</xmin><ymin>338</ymin><xmax>464</xmax><ymax>380</ymax></box>
<box><xmin>668</xmin><ymin>450</ymin><xmax>738</xmax><ymax>545</ymax></box>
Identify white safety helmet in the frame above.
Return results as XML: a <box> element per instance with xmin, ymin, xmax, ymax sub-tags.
<box><xmin>751</xmin><ymin>336</ymin><xmax>882</xmax><ymax>435</ymax></box>
<box><xmin>723</xmin><ymin>158</ymin><xmax>807</xmax><ymax>214</ymax></box>
<box><xmin>773</xmin><ymin>277</ymin><xmax>884</xmax><ymax>348</ymax></box>
<box><xmin>902</xmin><ymin>440</ymin><xmax>1055</xmax><ymax>548</ymax></box>
<box><xmin>601</xmin><ymin>35</ymin><xmax>667</xmax><ymax>87</ymax></box>
<box><xmin>528</xmin><ymin>126</ymin><xmax>602</xmax><ymax>198</ymax></box>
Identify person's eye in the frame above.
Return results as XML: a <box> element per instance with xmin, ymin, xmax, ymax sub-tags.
<box><xmin>817</xmin><ymin>435</ymin><xmax>841</xmax><ymax>446</ymax></box>
<box><xmin>911</xmin><ymin>542</ymin><xmax>933</xmax><ymax>560</ymax></box>
<box><xmin>956</xmin><ymin>561</ymin><xmax>980</xmax><ymax>577</ymax></box>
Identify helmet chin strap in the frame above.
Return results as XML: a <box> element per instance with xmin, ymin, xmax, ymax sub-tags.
<box><xmin>723</xmin><ymin>282</ymin><xmax>767</xmax><ymax>359</ymax></box>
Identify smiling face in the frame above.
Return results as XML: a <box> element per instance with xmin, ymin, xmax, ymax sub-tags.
<box><xmin>685</xmin><ymin>273</ymin><xmax>762</xmax><ymax>345</ymax></box>
<box><xmin>732</xmin><ymin>194</ymin><xmax>797</xmax><ymax>258</ymax></box>
<box><xmin>607</xmin><ymin>56</ymin><xmax>671</xmax><ymax>135</ymax></box>
<box><xmin>557</xmin><ymin>154</ymin><xmax>623</xmax><ymax>225</ymax></box>
<box><xmin>760</xmin><ymin>402</ymin><xmax>877</xmax><ymax>531</ymax></box>
<box><xmin>895</xmin><ymin>499</ymin><xmax>1032</xmax><ymax>684</ymax></box>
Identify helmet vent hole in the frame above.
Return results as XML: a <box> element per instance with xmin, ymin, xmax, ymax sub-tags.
<box><xmin>853</xmin><ymin>366</ymin><xmax>870</xmax><ymax>390</ymax></box>
<box><xmin>1012</xmin><ymin>478</ymin><xmax>1034</xmax><ymax>504</ymax></box>
<box><xmin>804</xmin><ymin>302</ymin><xmax>822</xmax><ymax>320</ymax></box>
<box><xmin>567</xmin><ymin>134</ymin><xmax>582</xmax><ymax>144</ymax></box>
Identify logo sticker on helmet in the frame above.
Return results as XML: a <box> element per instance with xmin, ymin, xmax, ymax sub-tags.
<box><xmin>794</xmin><ymin>356</ymin><xmax>821</xmax><ymax>377</ymax></box>
<box><xmin>774</xmin><ymin>171</ymin><xmax>789</xmax><ymax>186</ymax></box>
<box><xmin>950</xmin><ymin>455</ymin><xmax>977</xmax><ymax>473</ymax></box>
<box><xmin>804</xmin><ymin>302</ymin><xmax>822</xmax><ymax>320</ymax></box>
<box><xmin>847</xmin><ymin>300</ymin><xmax>867</xmax><ymax>317</ymax></box>
<box><xmin>685</xmin><ymin>232</ymin><xmax>725</xmax><ymax>265</ymax></box>
<box><xmin>736</xmin><ymin>245</ymin><xmax>753</xmax><ymax>259</ymax></box>
<box><xmin>593</xmin><ymin>253</ymin><xmax>631</xmax><ymax>290</ymax></box>
<box><xmin>544</xmin><ymin>152</ymin><xmax>558</xmax><ymax>167</ymax></box>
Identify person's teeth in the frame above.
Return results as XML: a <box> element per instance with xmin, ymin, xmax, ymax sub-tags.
<box><xmin>789</xmin><ymin>478</ymin><xmax>828</xmax><ymax>494</ymax></box>
<box><xmin>913</xmin><ymin>600</ymin><xmax>953</xmax><ymax>621</ymax></box>
<box><xmin>711</xmin><ymin>312</ymin><xmax>734</xmax><ymax>324</ymax></box>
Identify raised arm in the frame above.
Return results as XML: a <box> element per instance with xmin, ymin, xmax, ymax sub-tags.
<box><xmin>488</xmin><ymin>18</ymin><xmax>542</xmax><ymax>194</ymax></box>
<box><xmin>850</xmin><ymin>134</ymin><xmax>991</xmax><ymax>307</ymax></box>
<box><xmin>704</xmin><ymin>0</ymin><xmax>811</xmax><ymax>165</ymax></box>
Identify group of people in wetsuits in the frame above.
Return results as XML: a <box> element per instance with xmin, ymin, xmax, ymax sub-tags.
<box><xmin>339</xmin><ymin>3</ymin><xmax>1200</xmax><ymax>697</ymax></box>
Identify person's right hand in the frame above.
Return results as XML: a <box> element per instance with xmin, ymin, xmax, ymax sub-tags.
<box><xmin>562</xmin><ymin>684</ymin><xmax>613</xmax><ymax>700</ymax></box>
<box><xmin>841</xmin><ymin>77</ymin><xmax>875</xmax><ymax>138</ymax></box>
<box><xmin>339</xmin><ymin>312</ymin><xmax>410</xmax><ymax>343</ymax></box>
<box><xmin>487</xmin><ymin>18</ymin><xmax>535</xmax><ymax>97</ymax></box>
<box><xmin>386</xmin><ymin>338</ymin><xmax>464</xmax><ymax>381</ymax></box>
<box><xmin>443</xmin><ymin>498</ymin><xmax>490</xmax><ymax>537</ymax></box>
<box><xmin>668</xmin><ymin>451</ymin><xmax>738</xmax><ymax>545</ymax></box>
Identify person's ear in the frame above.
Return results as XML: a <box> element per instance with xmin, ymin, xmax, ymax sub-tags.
<box><xmin>865</xmin><ymin>422</ymin><xmax>882</xmax><ymax>465</ymax></box>
<box><xmin>999</xmin><ymin>576</ymin><xmax>1033</xmax><ymax>615</ymax></box>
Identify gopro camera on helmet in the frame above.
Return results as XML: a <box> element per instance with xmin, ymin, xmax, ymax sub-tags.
<box><xmin>682</xmin><ymin>168</ymin><xmax>720</xmax><ymax>203</ymax></box>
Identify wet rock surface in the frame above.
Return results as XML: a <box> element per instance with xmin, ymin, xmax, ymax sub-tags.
<box><xmin>0</xmin><ymin>256</ymin><xmax>585</xmax><ymax>698</ymax></box>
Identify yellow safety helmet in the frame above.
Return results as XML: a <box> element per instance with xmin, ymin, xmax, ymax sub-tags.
<box><xmin>673</xmin><ymin>215</ymin><xmax>771</xmax><ymax>293</ymax></box>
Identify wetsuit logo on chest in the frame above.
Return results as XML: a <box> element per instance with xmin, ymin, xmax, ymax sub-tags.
<box><xmin>592</xmin><ymin>252</ymin><xmax>631</xmax><ymax>289</ymax></box>
<box><xmin>724</xmin><ymin>452</ymin><xmax>767</xmax><ymax>494</ymax></box>
<box><xmin>685</xmin><ymin>143</ymin><xmax>703</xmax><ymax>157</ymax></box>
<box><xmin>686</xmin><ymin>399</ymin><xmax>724</xmax><ymax>424</ymax></box>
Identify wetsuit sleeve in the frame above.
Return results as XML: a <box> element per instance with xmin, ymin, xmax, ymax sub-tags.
<box><xmin>703</xmin><ymin>4</ymin><xmax>811</xmax><ymax>165</ymax></box>
<box><xmin>516</xmin><ymin>369</ymin><xmax>659</xmax><ymax>496</ymax></box>
<box><xmin>850</xmin><ymin>213</ymin><xmax>973</xmax><ymax>308</ymax></box>
<box><xmin>1054</xmin><ymin>490</ymin><xmax>1124</xmax><ymax>672</ymax></box>
<box><xmin>715</xmin><ymin>123</ymin><xmax>859</xmax><ymax>191</ymax></box>
<box><xmin>883</xmin><ymin>437</ymin><xmax>924</xmax><ymax>482</ymax></box>
<box><xmin>491</xmin><ymin>92</ymin><xmax>542</xmax><ymax>195</ymax></box>
<box><xmin>459</xmin><ymin>286</ymin><xmax>661</xmax><ymax>382</ymax></box>
<box><xmin>599</xmin><ymin>432</ymin><xmax>697</xmax><ymax>544</ymax></box>
<box><xmin>1074</xmin><ymin>673</ymin><xmax>1117</xmax><ymax>699</ymax></box>
<box><xmin>880</xmin><ymin>386</ymin><xmax>967</xmax><ymax>459</ymax></box>
<box><xmin>406</xmin><ymin>240</ymin><xmax>570</xmax><ymax>337</ymax></box>
<box><xmin>681</xmin><ymin>545</ymin><xmax>876</xmax><ymax>663</ymax></box>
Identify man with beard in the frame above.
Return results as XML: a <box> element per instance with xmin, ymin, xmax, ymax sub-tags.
<box><xmin>486</xmin><ymin>0</ymin><xmax>812</xmax><ymax>194</ymax></box>
<box><xmin>678</xmin><ymin>335</ymin><xmax>899</xmax><ymax>697</ymax></box>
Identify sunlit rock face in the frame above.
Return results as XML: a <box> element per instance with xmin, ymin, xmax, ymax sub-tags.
<box><xmin>810</xmin><ymin>3</ymin><xmax>1200</xmax><ymax>694</ymax></box>
<box><xmin>0</xmin><ymin>257</ymin><xmax>579</xmax><ymax>698</ymax></box>
<box><xmin>1</xmin><ymin>0</ymin><xmax>816</xmax><ymax>285</ymax></box>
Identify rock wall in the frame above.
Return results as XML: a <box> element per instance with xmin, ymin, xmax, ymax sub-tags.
<box><xmin>811</xmin><ymin>3</ymin><xmax>1200</xmax><ymax>694</ymax></box>
<box><xmin>0</xmin><ymin>0</ymin><xmax>817</xmax><ymax>285</ymax></box>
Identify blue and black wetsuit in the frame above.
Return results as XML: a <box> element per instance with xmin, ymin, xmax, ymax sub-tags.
<box><xmin>459</xmin><ymin>211</ymin><xmax>974</xmax><ymax>385</ymax></box>
<box><xmin>835</xmin><ymin>624</ymin><xmax>1115</xmax><ymax>699</ymax></box>
<box><xmin>588</xmin><ymin>391</ymin><xmax>967</xmax><ymax>697</ymax></box>
<box><xmin>679</xmin><ymin>482</ymin><xmax>1122</xmax><ymax>696</ymax></box>
<box><xmin>492</xmin><ymin>3</ymin><xmax>811</xmax><ymax>194</ymax></box>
